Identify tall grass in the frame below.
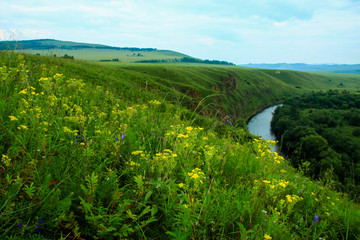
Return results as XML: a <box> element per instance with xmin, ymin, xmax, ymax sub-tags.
<box><xmin>1</xmin><ymin>52</ymin><xmax>360</xmax><ymax>239</ymax></box>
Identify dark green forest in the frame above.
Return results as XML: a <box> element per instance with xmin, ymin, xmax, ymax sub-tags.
<box><xmin>271</xmin><ymin>90</ymin><xmax>360</xmax><ymax>201</ymax></box>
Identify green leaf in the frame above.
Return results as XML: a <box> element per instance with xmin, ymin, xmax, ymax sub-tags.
<box><xmin>126</xmin><ymin>209</ymin><xmax>137</xmax><ymax>220</ymax></box>
<box><xmin>151</xmin><ymin>205</ymin><xmax>158</xmax><ymax>217</ymax></box>
<box><xmin>24</xmin><ymin>182</ymin><xmax>36</xmax><ymax>198</ymax></box>
<box><xmin>145</xmin><ymin>190</ymin><xmax>153</xmax><ymax>201</ymax></box>
<box><xmin>134</xmin><ymin>175</ymin><xmax>144</xmax><ymax>188</ymax></box>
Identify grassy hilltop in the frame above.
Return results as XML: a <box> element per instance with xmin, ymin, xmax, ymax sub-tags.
<box><xmin>0</xmin><ymin>39</ymin><xmax>190</xmax><ymax>63</ymax></box>
<box><xmin>1</xmin><ymin>47</ymin><xmax>360</xmax><ymax>239</ymax></box>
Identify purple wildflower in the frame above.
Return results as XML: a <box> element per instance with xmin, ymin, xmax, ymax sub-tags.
<box><xmin>314</xmin><ymin>215</ymin><xmax>319</xmax><ymax>223</ymax></box>
<box><xmin>18</xmin><ymin>223</ymin><xmax>22</xmax><ymax>228</ymax></box>
<box><xmin>121</xmin><ymin>134</ymin><xmax>124</xmax><ymax>140</ymax></box>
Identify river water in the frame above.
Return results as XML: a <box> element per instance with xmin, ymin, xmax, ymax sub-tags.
<box><xmin>247</xmin><ymin>105</ymin><xmax>281</xmax><ymax>153</ymax></box>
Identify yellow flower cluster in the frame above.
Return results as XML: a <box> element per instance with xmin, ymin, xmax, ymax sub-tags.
<box><xmin>149</xmin><ymin>100</ymin><xmax>161</xmax><ymax>105</ymax></box>
<box><xmin>132</xmin><ymin>150</ymin><xmax>144</xmax><ymax>155</ymax></box>
<box><xmin>54</xmin><ymin>73</ymin><xmax>63</xmax><ymax>78</ymax></box>
<box><xmin>262</xmin><ymin>179</ymin><xmax>289</xmax><ymax>189</ymax></box>
<box><xmin>126</xmin><ymin>160</ymin><xmax>140</xmax><ymax>167</ymax></box>
<box><xmin>9</xmin><ymin>116</ymin><xmax>18</xmax><ymax>121</ymax></box>
<box><xmin>278</xmin><ymin>180</ymin><xmax>289</xmax><ymax>188</ymax></box>
<box><xmin>186</xmin><ymin>126</ymin><xmax>193</xmax><ymax>132</ymax></box>
<box><xmin>177</xmin><ymin>134</ymin><xmax>189</xmax><ymax>138</ymax></box>
<box><xmin>1</xmin><ymin>154</ymin><xmax>11</xmax><ymax>167</ymax></box>
<box><xmin>17</xmin><ymin>125</ymin><xmax>28</xmax><ymax>130</ymax></box>
<box><xmin>63</xmin><ymin>126</ymin><xmax>73</xmax><ymax>134</ymax></box>
<box><xmin>285</xmin><ymin>194</ymin><xmax>303</xmax><ymax>204</ymax></box>
<box><xmin>187</xmin><ymin>168</ymin><xmax>205</xmax><ymax>184</ymax></box>
<box><xmin>39</xmin><ymin>77</ymin><xmax>49</xmax><ymax>81</ymax></box>
<box><xmin>264</xmin><ymin>234</ymin><xmax>272</xmax><ymax>240</ymax></box>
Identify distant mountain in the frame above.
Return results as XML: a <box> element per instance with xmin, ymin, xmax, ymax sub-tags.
<box><xmin>239</xmin><ymin>63</ymin><xmax>360</xmax><ymax>74</ymax></box>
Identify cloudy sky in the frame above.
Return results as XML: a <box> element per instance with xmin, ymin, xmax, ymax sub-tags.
<box><xmin>1</xmin><ymin>0</ymin><xmax>360</xmax><ymax>64</ymax></box>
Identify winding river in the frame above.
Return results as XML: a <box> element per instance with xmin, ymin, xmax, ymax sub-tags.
<box><xmin>247</xmin><ymin>105</ymin><xmax>281</xmax><ymax>153</ymax></box>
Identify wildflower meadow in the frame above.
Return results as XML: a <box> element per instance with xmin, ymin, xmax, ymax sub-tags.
<box><xmin>1</xmin><ymin>52</ymin><xmax>360</xmax><ymax>239</ymax></box>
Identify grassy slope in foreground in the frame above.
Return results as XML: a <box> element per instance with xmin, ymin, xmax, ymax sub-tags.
<box><xmin>1</xmin><ymin>51</ymin><xmax>360</xmax><ymax>239</ymax></box>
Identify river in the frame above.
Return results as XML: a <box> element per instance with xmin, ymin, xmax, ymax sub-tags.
<box><xmin>247</xmin><ymin>105</ymin><xmax>281</xmax><ymax>153</ymax></box>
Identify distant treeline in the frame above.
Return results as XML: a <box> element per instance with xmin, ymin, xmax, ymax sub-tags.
<box><xmin>99</xmin><ymin>58</ymin><xmax>120</xmax><ymax>62</ymax></box>
<box><xmin>271</xmin><ymin>90</ymin><xmax>360</xmax><ymax>200</ymax></box>
<box><xmin>0</xmin><ymin>39</ymin><xmax>157</xmax><ymax>51</ymax></box>
<box><xmin>136</xmin><ymin>57</ymin><xmax>235</xmax><ymax>65</ymax></box>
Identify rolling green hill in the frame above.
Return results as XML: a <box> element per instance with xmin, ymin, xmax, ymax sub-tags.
<box><xmin>1</xmin><ymin>49</ymin><xmax>360</xmax><ymax>239</ymax></box>
<box><xmin>0</xmin><ymin>39</ymin><xmax>190</xmax><ymax>62</ymax></box>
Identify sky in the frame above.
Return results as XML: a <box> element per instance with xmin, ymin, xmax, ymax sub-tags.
<box><xmin>1</xmin><ymin>0</ymin><xmax>360</xmax><ymax>64</ymax></box>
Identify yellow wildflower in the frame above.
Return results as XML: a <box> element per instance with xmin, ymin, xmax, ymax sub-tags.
<box><xmin>286</xmin><ymin>195</ymin><xmax>293</xmax><ymax>203</ymax></box>
<box><xmin>18</xmin><ymin>89</ymin><xmax>27</xmax><ymax>94</ymax></box>
<box><xmin>1</xmin><ymin>154</ymin><xmax>11</xmax><ymax>167</ymax></box>
<box><xmin>9</xmin><ymin>116</ymin><xmax>18</xmax><ymax>121</ymax></box>
<box><xmin>186</xmin><ymin>126</ymin><xmax>193</xmax><ymax>132</ymax></box>
<box><xmin>19</xmin><ymin>125</ymin><xmax>28</xmax><ymax>130</ymax></box>
<box><xmin>264</xmin><ymin>234</ymin><xmax>272</xmax><ymax>239</ymax></box>
<box><xmin>192</xmin><ymin>173</ymin><xmax>199</xmax><ymax>179</ymax></box>
<box><xmin>132</xmin><ymin>150</ymin><xmax>144</xmax><ymax>155</ymax></box>
<box><xmin>177</xmin><ymin>134</ymin><xmax>189</xmax><ymax>138</ymax></box>
<box><xmin>63</xmin><ymin>126</ymin><xmax>73</xmax><ymax>134</ymax></box>
<box><xmin>178</xmin><ymin>183</ymin><xmax>184</xmax><ymax>188</ymax></box>
<box><xmin>263</xmin><ymin>180</ymin><xmax>271</xmax><ymax>184</ymax></box>
<box><xmin>39</xmin><ymin>77</ymin><xmax>49</xmax><ymax>81</ymax></box>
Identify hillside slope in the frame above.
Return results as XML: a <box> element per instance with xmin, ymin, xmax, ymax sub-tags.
<box><xmin>8</xmin><ymin>52</ymin><xmax>358</xmax><ymax>129</ymax></box>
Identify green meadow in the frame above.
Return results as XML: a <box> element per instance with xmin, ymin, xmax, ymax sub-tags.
<box><xmin>20</xmin><ymin>49</ymin><xmax>188</xmax><ymax>63</ymax></box>
<box><xmin>1</xmin><ymin>48</ymin><xmax>360</xmax><ymax>239</ymax></box>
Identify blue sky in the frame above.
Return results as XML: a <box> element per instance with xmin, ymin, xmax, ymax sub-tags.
<box><xmin>1</xmin><ymin>0</ymin><xmax>360</xmax><ymax>64</ymax></box>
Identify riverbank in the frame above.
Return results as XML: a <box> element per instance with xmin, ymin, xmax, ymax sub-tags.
<box><xmin>247</xmin><ymin>105</ymin><xmax>282</xmax><ymax>152</ymax></box>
